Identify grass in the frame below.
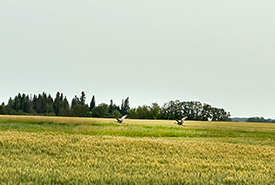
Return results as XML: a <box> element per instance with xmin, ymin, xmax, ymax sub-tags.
<box><xmin>0</xmin><ymin>115</ymin><xmax>275</xmax><ymax>184</ymax></box>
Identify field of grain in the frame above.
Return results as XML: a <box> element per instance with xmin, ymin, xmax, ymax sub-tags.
<box><xmin>0</xmin><ymin>115</ymin><xmax>275</xmax><ymax>184</ymax></box>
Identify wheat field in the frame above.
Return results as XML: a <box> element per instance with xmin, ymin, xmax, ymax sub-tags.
<box><xmin>0</xmin><ymin>115</ymin><xmax>275</xmax><ymax>184</ymax></box>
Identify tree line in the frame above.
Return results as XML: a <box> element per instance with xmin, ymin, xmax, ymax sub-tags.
<box><xmin>0</xmin><ymin>91</ymin><xmax>231</xmax><ymax>121</ymax></box>
<box><xmin>246</xmin><ymin>117</ymin><xmax>275</xmax><ymax>123</ymax></box>
<box><xmin>129</xmin><ymin>100</ymin><xmax>231</xmax><ymax>121</ymax></box>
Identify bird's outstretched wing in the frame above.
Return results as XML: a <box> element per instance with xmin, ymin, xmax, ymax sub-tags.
<box><xmin>181</xmin><ymin>116</ymin><xmax>188</xmax><ymax>121</ymax></box>
<box><xmin>116</xmin><ymin>115</ymin><xmax>127</xmax><ymax>124</ymax></box>
<box><xmin>175</xmin><ymin>116</ymin><xmax>187</xmax><ymax>126</ymax></box>
<box><xmin>121</xmin><ymin>115</ymin><xmax>127</xmax><ymax>120</ymax></box>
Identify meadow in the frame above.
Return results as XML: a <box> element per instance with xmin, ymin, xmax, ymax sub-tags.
<box><xmin>0</xmin><ymin>115</ymin><xmax>274</xmax><ymax>184</ymax></box>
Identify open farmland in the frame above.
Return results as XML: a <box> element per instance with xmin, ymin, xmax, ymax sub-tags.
<box><xmin>0</xmin><ymin>115</ymin><xmax>275</xmax><ymax>184</ymax></box>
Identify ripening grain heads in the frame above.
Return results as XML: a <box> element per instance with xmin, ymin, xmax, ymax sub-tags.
<box><xmin>0</xmin><ymin>131</ymin><xmax>274</xmax><ymax>184</ymax></box>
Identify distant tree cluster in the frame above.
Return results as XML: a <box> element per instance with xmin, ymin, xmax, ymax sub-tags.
<box><xmin>0</xmin><ymin>91</ymin><xmax>231</xmax><ymax>121</ymax></box>
<box><xmin>128</xmin><ymin>100</ymin><xmax>231</xmax><ymax>121</ymax></box>
<box><xmin>0</xmin><ymin>91</ymin><xmax>129</xmax><ymax>118</ymax></box>
<box><xmin>246</xmin><ymin>117</ymin><xmax>275</xmax><ymax>123</ymax></box>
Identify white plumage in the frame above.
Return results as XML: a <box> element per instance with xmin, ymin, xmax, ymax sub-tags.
<box><xmin>175</xmin><ymin>116</ymin><xmax>187</xmax><ymax>126</ymax></box>
<box><xmin>116</xmin><ymin>115</ymin><xmax>127</xmax><ymax>124</ymax></box>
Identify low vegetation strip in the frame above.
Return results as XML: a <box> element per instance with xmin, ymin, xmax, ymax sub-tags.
<box><xmin>0</xmin><ymin>131</ymin><xmax>274</xmax><ymax>184</ymax></box>
<box><xmin>1</xmin><ymin>115</ymin><xmax>275</xmax><ymax>132</ymax></box>
<box><xmin>0</xmin><ymin>116</ymin><xmax>275</xmax><ymax>147</ymax></box>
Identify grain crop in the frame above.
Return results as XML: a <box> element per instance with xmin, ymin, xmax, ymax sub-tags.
<box><xmin>0</xmin><ymin>115</ymin><xmax>275</xmax><ymax>184</ymax></box>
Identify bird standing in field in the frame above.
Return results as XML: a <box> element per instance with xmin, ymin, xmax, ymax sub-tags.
<box><xmin>116</xmin><ymin>115</ymin><xmax>127</xmax><ymax>124</ymax></box>
<box><xmin>175</xmin><ymin>116</ymin><xmax>188</xmax><ymax>126</ymax></box>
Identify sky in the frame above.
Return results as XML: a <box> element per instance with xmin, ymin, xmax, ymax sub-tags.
<box><xmin>1</xmin><ymin>1</ymin><xmax>275</xmax><ymax>118</ymax></box>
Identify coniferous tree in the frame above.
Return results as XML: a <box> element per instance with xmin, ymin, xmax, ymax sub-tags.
<box><xmin>25</xmin><ymin>94</ymin><xmax>33</xmax><ymax>113</ymax></box>
<box><xmin>36</xmin><ymin>94</ymin><xmax>46</xmax><ymax>114</ymax></box>
<box><xmin>7</xmin><ymin>97</ymin><xmax>14</xmax><ymax>109</ymax></box>
<box><xmin>59</xmin><ymin>96</ymin><xmax>70</xmax><ymax>116</ymax></box>
<box><xmin>53</xmin><ymin>92</ymin><xmax>61</xmax><ymax>115</ymax></box>
<box><xmin>32</xmin><ymin>95</ymin><xmax>38</xmax><ymax>113</ymax></box>
<box><xmin>71</xmin><ymin>95</ymin><xmax>80</xmax><ymax>108</ymax></box>
<box><xmin>63</xmin><ymin>97</ymin><xmax>69</xmax><ymax>110</ymax></box>
<box><xmin>44</xmin><ymin>94</ymin><xmax>54</xmax><ymax>114</ymax></box>
<box><xmin>1</xmin><ymin>91</ymin><xmax>232</xmax><ymax>120</ymax></box>
<box><xmin>109</xmin><ymin>99</ymin><xmax>114</xmax><ymax>114</ymax></box>
<box><xmin>80</xmin><ymin>91</ymin><xmax>86</xmax><ymax>105</ymax></box>
<box><xmin>71</xmin><ymin>92</ymin><xmax>89</xmax><ymax>117</ymax></box>
<box><xmin>20</xmin><ymin>93</ymin><xmax>26</xmax><ymax>112</ymax></box>
<box><xmin>89</xmin><ymin>95</ymin><xmax>96</xmax><ymax>112</ymax></box>
<box><xmin>108</xmin><ymin>99</ymin><xmax>121</xmax><ymax>117</ymax></box>
<box><xmin>14</xmin><ymin>93</ymin><xmax>21</xmax><ymax>112</ymax></box>
<box><xmin>54</xmin><ymin>92</ymin><xmax>67</xmax><ymax>116</ymax></box>
<box><xmin>121</xmin><ymin>97</ymin><xmax>130</xmax><ymax>115</ymax></box>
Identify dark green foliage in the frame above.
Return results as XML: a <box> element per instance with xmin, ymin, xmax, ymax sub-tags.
<box><xmin>70</xmin><ymin>91</ymin><xmax>90</xmax><ymax>117</ymax></box>
<box><xmin>128</xmin><ymin>103</ymin><xmax>160</xmax><ymax>119</ymax></box>
<box><xmin>80</xmin><ymin>91</ymin><xmax>86</xmax><ymax>105</ymax></box>
<box><xmin>128</xmin><ymin>105</ymin><xmax>151</xmax><ymax>119</ymax></box>
<box><xmin>0</xmin><ymin>103</ymin><xmax>7</xmax><ymax>115</ymax></box>
<box><xmin>2</xmin><ymin>92</ymin><xmax>233</xmax><ymax>121</ymax></box>
<box><xmin>53</xmin><ymin>92</ymin><xmax>69</xmax><ymax>116</ymax></box>
<box><xmin>108</xmin><ymin>99</ymin><xmax>114</xmax><ymax>114</ymax></box>
<box><xmin>150</xmin><ymin>102</ymin><xmax>161</xmax><ymax>119</ymax></box>
<box><xmin>58</xmin><ymin>97</ymin><xmax>70</xmax><ymax>116</ymax></box>
<box><xmin>247</xmin><ymin>117</ymin><xmax>275</xmax><ymax>123</ymax></box>
<box><xmin>120</xmin><ymin>97</ymin><xmax>130</xmax><ymax>115</ymax></box>
<box><xmin>71</xmin><ymin>104</ymin><xmax>90</xmax><ymax>117</ymax></box>
<box><xmin>5</xmin><ymin>92</ymin><xmax>56</xmax><ymax>116</ymax></box>
<box><xmin>23</xmin><ymin>95</ymin><xmax>32</xmax><ymax>113</ymax></box>
<box><xmin>159</xmin><ymin>100</ymin><xmax>231</xmax><ymax>121</ymax></box>
<box><xmin>92</xmin><ymin>103</ymin><xmax>110</xmax><ymax>117</ymax></box>
<box><xmin>160</xmin><ymin>100</ymin><xmax>183</xmax><ymax>120</ymax></box>
<box><xmin>89</xmin><ymin>95</ymin><xmax>96</xmax><ymax>112</ymax></box>
<box><xmin>53</xmin><ymin>92</ymin><xmax>61</xmax><ymax>115</ymax></box>
<box><xmin>112</xmin><ymin>110</ymin><xmax>122</xmax><ymax>118</ymax></box>
<box><xmin>71</xmin><ymin>96</ymin><xmax>78</xmax><ymax>108</ymax></box>
<box><xmin>108</xmin><ymin>99</ymin><xmax>120</xmax><ymax>117</ymax></box>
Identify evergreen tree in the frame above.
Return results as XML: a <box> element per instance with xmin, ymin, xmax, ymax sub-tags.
<box><xmin>32</xmin><ymin>95</ymin><xmax>38</xmax><ymax>113</ymax></box>
<box><xmin>14</xmin><ymin>93</ymin><xmax>21</xmax><ymax>111</ymax></box>
<box><xmin>71</xmin><ymin>95</ymin><xmax>80</xmax><ymax>108</ymax></box>
<box><xmin>59</xmin><ymin>96</ymin><xmax>70</xmax><ymax>116</ymax></box>
<box><xmin>20</xmin><ymin>93</ymin><xmax>26</xmax><ymax>112</ymax></box>
<box><xmin>108</xmin><ymin>99</ymin><xmax>121</xmax><ymax>117</ymax></box>
<box><xmin>7</xmin><ymin>97</ymin><xmax>14</xmax><ymax>108</ymax></box>
<box><xmin>54</xmin><ymin>92</ymin><xmax>61</xmax><ymax>115</ymax></box>
<box><xmin>80</xmin><ymin>91</ymin><xmax>86</xmax><ymax>105</ymax></box>
<box><xmin>109</xmin><ymin>99</ymin><xmax>114</xmax><ymax>114</ymax></box>
<box><xmin>89</xmin><ymin>95</ymin><xmax>96</xmax><ymax>112</ymax></box>
<box><xmin>44</xmin><ymin>94</ymin><xmax>54</xmax><ymax>114</ymax></box>
<box><xmin>63</xmin><ymin>96</ymin><xmax>69</xmax><ymax>110</ymax></box>
<box><xmin>36</xmin><ymin>94</ymin><xmax>46</xmax><ymax>114</ymax></box>
<box><xmin>121</xmin><ymin>97</ymin><xmax>130</xmax><ymax>115</ymax></box>
<box><xmin>24</xmin><ymin>95</ymin><xmax>32</xmax><ymax>113</ymax></box>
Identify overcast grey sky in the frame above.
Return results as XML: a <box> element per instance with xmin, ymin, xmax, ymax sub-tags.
<box><xmin>1</xmin><ymin>1</ymin><xmax>275</xmax><ymax>118</ymax></box>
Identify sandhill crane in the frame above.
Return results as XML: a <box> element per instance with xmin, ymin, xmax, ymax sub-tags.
<box><xmin>116</xmin><ymin>115</ymin><xmax>127</xmax><ymax>124</ymax></box>
<box><xmin>175</xmin><ymin>116</ymin><xmax>187</xmax><ymax>126</ymax></box>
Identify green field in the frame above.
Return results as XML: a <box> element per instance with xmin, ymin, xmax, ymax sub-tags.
<box><xmin>0</xmin><ymin>115</ymin><xmax>274</xmax><ymax>184</ymax></box>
